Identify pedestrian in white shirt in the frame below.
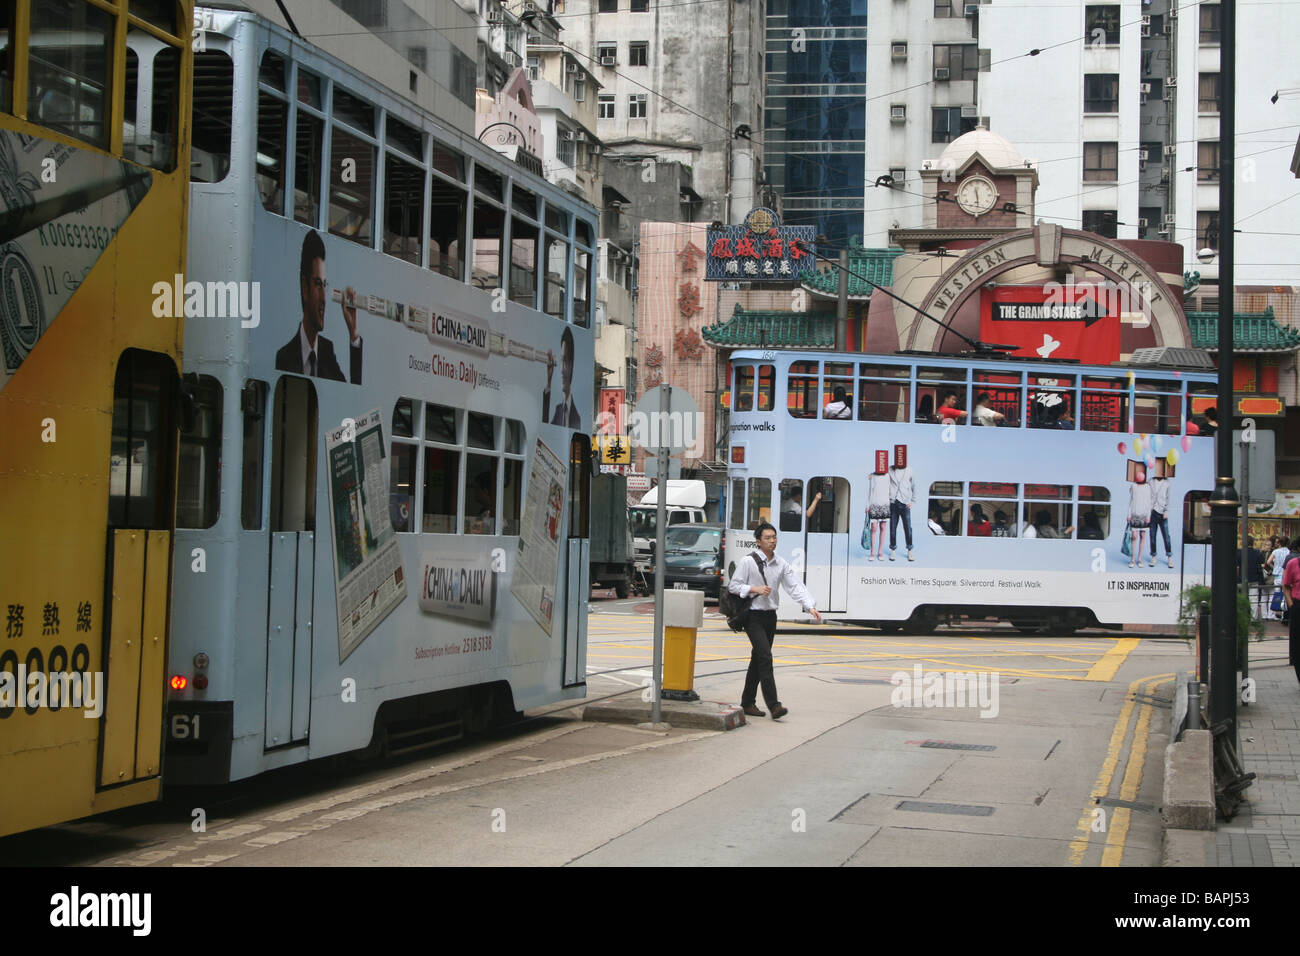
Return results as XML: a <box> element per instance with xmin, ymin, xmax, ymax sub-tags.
<box><xmin>727</xmin><ymin>522</ymin><xmax>822</xmax><ymax>719</ymax></box>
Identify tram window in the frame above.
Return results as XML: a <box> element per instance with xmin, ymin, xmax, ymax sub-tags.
<box><xmin>1079</xmin><ymin>486</ymin><xmax>1111</xmax><ymax>539</ymax></box>
<box><xmin>729</xmin><ymin>478</ymin><xmax>746</xmax><ymax>530</ymax></box>
<box><xmin>177</xmin><ymin>376</ymin><xmax>223</xmax><ymax>529</ymax></box>
<box><xmin>431</xmin><ymin>140</ymin><xmax>465</xmax><ymax>181</ymax></box>
<box><xmin>109</xmin><ymin>350</ymin><xmax>177</xmax><ymax>530</ymax></box>
<box><xmin>513</xmin><ymin>185</ymin><xmax>538</xmax><ymax>218</ymax></box>
<box><xmin>1080</xmin><ymin>376</ymin><xmax>1129</xmax><ymax>432</ymax></box>
<box><xmin>328</xmin><ymin>127</ymin><xmax>374</xmax><ymax>246</ymax></box>
<box><xmin>477</xmin><ymin>165</ymin><xmax>505</xmax><ymax>202</ymax></box>
<box><xmin>858</xmin><ymin>379</ymin><xmax>910</xmax><ymax>423</ymax></box>
<box><xmin>822</xmin><ymin>370</ymin><xmax>852</xmax><ymax>420</ymax></box>
<box><xmin>973</xmin><ymin>371</ymin><xmax>1022</xmax><ymax>426</ymax></box>
<box><xmin>808</xmin><ymin>476</ymin><xmax>847</xmax><ymax>533</ymax></box>
<box><xmin>747</xmin><ymin>477</ymin><xmax>771</xmax><ymax>529</ymax></box>
<box><xmin>502</xmin><ymin>459</ymin><xmax>523</xmax><ymax>536</ymax></box>
<box><xmin>129</xmin><ymin>0</ymin><xmax>179</xmax><ymax>34</ymax></box>
<box><xmin>1028</xmin><ymin>375</ymin><xmax>1075</xmax><ymax>428</ymax></box>
<box><xmin>385</xmin><ymin>113</ymin><xmax>422</xmax><ymax>160</ymax></box>
<box><xmin>1133</xmin><ymin>391</ymin><xmax>1183</xmax><ymax>435</ymax></box>
<box><xmin>392</xmin><ymin>397</ymin><xmax>415</xmax><ymax>438</ymax></box>
<box><xmin>779</xmin><ymin>479</ymin><xmax>804</xmax><ymax>532</ymax></box>
<box><xmin>969</xmin><ymin>482</ymin><xmax>1017</xmax><ymax>537</ymax></box>
<box><xmin>787</xmin><ymin>361</ymin><xmax>819</xmax><ymax>419</ymax></box>
<box><xmin>1025</xmin><ymin>503</ymin><xmax>1074</xmax><ymax>538</ymax></box>
<box><xmin>510</xmin><ymin>216</ymin><xmax>538</xmax><ymax>305</ymax></box>
<box><xmin>293</xmin><ymin>112</ymin><xmax>324</xmax><ymax>226</ymax></box>
<box><xmin>333</xmin><ymin>87</ymin><xmax>375</xmax><ymax>135</ymax></box>
<box><xmin>0</xmin><ymin>5</ymin><xmax>11</xmax><ymax>113</ymax></box>
<box><xmin>467</xmin><ymin>411</ymin><xmax>495</xmax><ymax>449</ymax></box>
<box><xmin>189</xmin><ymin>51</ymin><xmax>234</xmax><ymax>183</ymax></box>
<box><xmin>269</xmin><ymin>376</ymin><xmax>317</xmax><ymax>533</ymax></box>
<box><xmin>1183</xmin><ymin>491</ymin><xmax>1211</xmax><ymax>543</ymax></box>
<box><xmin>464</xmin><ymin>455</ymin><xmax>498</xmax><ymax>534</ymax></box>
<box><xmin>421</xmin><ymin>447</ymin><xmax>459</xmax><ymax>533</ymax></box>
<box><xmin>734</xmin><ymin>365</ymin><xmax>755</xmax><ymax>412</ymax></box>
<box><xmin>546</xmin><ymin>205</ymin><xmax>568</xmax><ymax>234</ymax></box>
<box><xmin>425</xmin><ymin>403</ymin><xmax>457</xmax><ymax>444</ymax></box>
<box><xmin>383</xmin><ymin>153</ymin><xmax>424</xmax><ymax>265</ymax></box>
<box><xmin>569</xmin><ymin>435</ymin><xmax>590</xmax><ymax>537</ymax></box>
<box><xmin>260</xmin><ymin>51</ymin><xmax>287</xmax><ymax>91</ymax></box>
<box><xmin>241</xmin><ymin>380</ymin><xmax>268</xmax><ymax>530</ymax></box>
<box><xmin>122</xmin><ymin>37</ymin><xmax>179</xmax><ymax>172</ymax></box>
<box><xmin>296</xmin><ymin>69</ymin><xmax>322</xmax><ymax>109</ymax></box>
<box><xmin>388</xmin><ymin>441</ymin><xmax>416</xmax><ymax>533</ymax></box>
<box><xmin>928</xmin><ymin>483</ymin><xmax>963</xmax><ymax>536</ymax></box>
<box><xmin>504</xmin><ymin>418</ymin><xmax>524</xmax><ymax>454</ymax></box>
<box><xmin>29</xmin><ymin>0</ymin><xmax>112</xmax><ymax>148</ymax></box>
<box><xmin>428</xmin><ymin>177</ymin><xmax>466</xmax><ymax>279</ymax></box>
<box><xmin>544</xmin><ymin>235</ymin><xmax>569</xmax><ymax>318</ymax></box>
<box><xmin>473</xmin><ymin>199</ymin><xmax>504</xmax><ymax>290</ymax></box>
<box><xmin>577</xmin><ymin>220</ymin><xmax>593</xmax><ymax>247</ymax></box>
<box><xmin>757</xmin><ymin>365</ymin><xmax>775</xmax><ymax>411</ymax></box>
<box><xmin>574</xmin><ymin>247</ymin><xmax>591</xmax><ymax>327</ymax></box>
<box><xmin>257</xmin><ymin>92</ymin><xmax>287</xmax><ymax>212</ymax></box>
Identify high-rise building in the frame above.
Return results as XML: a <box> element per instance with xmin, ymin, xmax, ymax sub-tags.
<box><xmin>764</xmin><ymin>0</ymin><xmax>868</xmax><ymax>244</ymax></box>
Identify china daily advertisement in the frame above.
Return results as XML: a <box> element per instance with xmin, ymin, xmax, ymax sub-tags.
<box><xmin>326</xmin><ymin>409</ymin><xmax>407</xmax><ymax>661</ymax></box>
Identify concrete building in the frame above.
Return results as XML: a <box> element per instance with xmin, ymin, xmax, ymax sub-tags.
<box><xmin>559</xmin><ymin>0</ymin><xmax>765</xmax><ymax>225</ymax></box>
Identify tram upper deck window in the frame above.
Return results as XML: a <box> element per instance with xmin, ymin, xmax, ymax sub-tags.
<box><xmin>329</xmin><ymin>125</ymin><xmax>374</xmax><ymax>246</ymax></box>
<box><xmin>917</xmin><ymin>366</ymin><xmax>969</xmax><ymax>424</ymax></box>
<box><xmin>574</xmin><ymin>245</ymin><xmax>591</xmax><ymax>327</ymax></box>
<box><xmin>1028</xmin><ymin>374</ymin><xmax>1076</xmax><ymax>429</ymax></box>
<box><xmin>190</xmin><ymin>51</ymin><xmax>233</xmax><ymax>183</ymax></box>
<box><xmin>973</xmin><ymin>370</ymin><xmax>1022</xmax><ymax>426</ymax></box>
<box><xmin>1132</xmin><ymin>379</ymin><xmax>1183</xmax><ymax>435</ymax></box>
<box><xmin>260</xmin><ymin>51</ymin><xmax>287</xmax><ymax>91</ymax></box>
<box><xmin>544</xmin><ymin>235</ymin><xmax>569</xmax><ymax>318</ymax></box>
<box><xmin>757</xmin><ymin>365</ymin><xmax>775</xmax><ymax>410</ymax></box>
<box><xmin>822</xmin><ymin>362</ymin><xmax>853</xmax><ymax>420</ymax></box>
<box><xmin>472</xmin><ymin>197</ymin><xmax>504</xmax><ymax>290</ymax></box>
<box><xmin>734</xmin><ymin>365</ymin><xmax>756</xmax><ymax>411</ymax></box>
<box><xmin>384</xmin><ymin>153</ymin><xmax>423</xmax><ymax>265</ymax></box>
<box><xmin>293</xmin><ymin>111</ymin><xmax>324</xmax><ymax>226</ymax></box>
<box><xmin>428</xmin><ymin>175</ymin><xmax>466</xmax><ymax>279</ymax></box>
<box><xmin>131</xmin><ymin>0</ymin><xmax>179</xmax><ymax>34</ymax></box>
<box><xmin>29</xmin><ymin>0</ymin><xmax>112</xmax><ymax>148</ymax></box>
<box><xmin>177</xmin><ymin>376</ymin><xmax>223</xmax><ymax>529</ymax></box>
<box><xmin>1080</xmin><ymin>376</ymin><xmax>1129</xmax><ymax>432</ymax></box>
<box><xmin>510</xmin><ymin>214</ymin><xmax>538</xmax><ymax>305</ymax></box>
<box><xmin>332</xmin><ymin>87</ymin><xmax>375</xmax><ymax>134</ymax></box>
<box><xmin>729</xmin><ymin>478</ymin><xmax>745</xmax><ymax>530</ymax></box>
<box><xmin>858</xmin><ymin>363</ymin><xmax>910</xmax><ymax>423</ymax></box>
<box><xmin>787</xmin><ymin>361</ymin><xmax>819</xmax><ymax>419</ymax></box>
<box><xmin>257</xmin><ymin>88</ymin><xmax>287</xmax><ymax>211</ymax></box>
<box><xmin>1187</xmin><ymin>380</ymin><xmax>1216</xmax><ymax>432</ymax></box>
<box><xmin>123</xmin><ymin>32</ymin><xmax>180</xmax><ymax>171</ymax></box>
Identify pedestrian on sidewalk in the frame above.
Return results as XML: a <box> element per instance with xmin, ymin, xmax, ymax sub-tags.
<box><xmin>727</xmin><ymin>521</ymin><xmax>822</xmax><ymax>720</ymax></box>
<box><xmin>1281</xmin><ymin>536</ymin><xmax>1300</xmax><ymax>685</ymax></box>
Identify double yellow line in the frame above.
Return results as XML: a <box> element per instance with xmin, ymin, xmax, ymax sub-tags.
<box><xmin>1068</xmin><ymin>671</ymin><xmax>1174</xmax><ymax>866</ymax></box>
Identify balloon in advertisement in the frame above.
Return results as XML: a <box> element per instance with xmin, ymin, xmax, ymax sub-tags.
<box><xmin>1118</xmin><ymin>441</ymin><xmax>1127</xmax><ymax>455</ymax></box>
<box><xmin>1133</xmin><ymin>436</ymin><xmax>1143</xmax><ymax>456</ymax></box>
<box><xmin>1146</xmin><ymin>454</ymin><xmax>1156</xmax><ymax>470</ymax></box>
<box><xmin>1181</xmin><ymin>435</ymin><xmax>1193</xmax><ymax>453</ymax></box>
<box><xmin>1167</xmin><ymin>449</ymin><xmax>1180</xmax><ymax>466</ymax></box>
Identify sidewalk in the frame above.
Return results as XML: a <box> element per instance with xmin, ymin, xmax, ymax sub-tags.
<box><xmin>1168</xmin><ymin>622</ymin><xmax>1300</xmax><ymax>866</ymax></box>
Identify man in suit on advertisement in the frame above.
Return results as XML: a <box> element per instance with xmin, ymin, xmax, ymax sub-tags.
<box><xmin>542</xmin><ymin>325</ymin><xmax>580</xmax><ymax>429</ymax></box>
<box><xmin>276</xmin><ymin>229</ymin><xmax>363</xmax><ymax>383</ymax></box>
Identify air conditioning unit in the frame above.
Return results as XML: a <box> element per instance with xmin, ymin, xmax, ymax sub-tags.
<box><xmin>935</xmin><ymin>67</ymin><xmax>950</xmax><ymax>80</ymax></box>
<box><xmin>600</xmin><ymin>55</ymin><xmax>616</xmax><ymax>66</ymax></box>
<box><xmin>1163</xmin><ymin>145</ymin><xmax>1177</xmax><ymax>156</ymax></box>
<box><xmin>1140</xmin><ymin>24</ymin><xmax>1151</xmax><ymax>37</ymax></box>
<box><xmin>1165</xmin><ymin>76</ymin><xmax>1177</xmax><ymax>88</ymax></box>
<box><xmin>563</xmin><ymin>130</ymin><xmax>576</xmax><ymax>140</ymax></box>
<box><xmin>891</xmin><ymin>42</ymin><xmax>908</xmax><ymax>59</ymax></box>
<box><xmin>1139</xmin><ymin>82</ymin><xmax>1151</xmax><ymax>94</ymax></box>
<box><xmin>1163</xmin><ymin>86</ymin><xmax>1175</xmax><ymax>101</ymax></box>
<box><xmin>889</xmin><ymin>167</ymin><xmax>906</xmax><ymax>184</ymax></box>
<box><xmin>1141</xmin><ymin>14</ymin><xmax>1151</xmax><ymax>26</ymax></box>
<box><xmin>890</xmin><ymin>105</ymin><xmax>906</xmax><ymax>121</ymax></box>
<box><xmin>1139</xmin><ymin>93</ymin><xmax>1147</xmax><ymax>105</ymax></box>
<box><xmin>575</xmin><ymin>131</ymin><xmax>587</xmax><ymax>141</ymax></box>
<box><xmin>1137</xmin><ymin>217</ymin><xmax>1149</xmax><ymax>229</ymax></box>
<box><xmin>1168</xmin><ymin>3</ymin><xmax>1178</xmax><ymax>18</ymax></box>
<box><xmin>566</xmin><ymin>62</ymin><xmax>578</xmax><ymax>73</ymax></box>
<box><xmin>960</xmin><ymin>104</ymin><xmax>978</xmax><ymax>117</ymax></box>
<box><xmin>1163</xmin><ymin>214</ymin><xmax>1176</xmax><ymax>228</ymax></box>
<box><xmin>1139</xmin><ymin>157</ymin><xmax>1147</xmax><ymax>170</ymax></box>
<box><xmin>1162</xmin><ymin>19</ymin><xmax>1172</xmax><ymax>33</ymax></box>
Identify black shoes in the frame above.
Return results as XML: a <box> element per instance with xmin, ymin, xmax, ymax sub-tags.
<box><xmin>742</xmin><ymin>704</ymin><xmax>766</xmax><ymax>717</ymax></box>
<box><xmin>771</xmin><ymin>704</ymin><xmax>789</xmax><ymax>720</ymax></box>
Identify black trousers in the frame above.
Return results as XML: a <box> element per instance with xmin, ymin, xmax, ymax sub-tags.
<box><xmin>742</xmin><ymin>609</ymin><xmax>780</xmax><ymax>708</ymax></box>
<box><xmin>1290</xmin><ymin>600</ymin><xmax>1300</xmax><ymax>684</ymax></box>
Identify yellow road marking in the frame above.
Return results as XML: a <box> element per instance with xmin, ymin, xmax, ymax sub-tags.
<box><xmin>1101</xmin><ymin>674</ymin><xmax>1171</xmax><ymax>867</ymax></box>
<box><xmin>1083</xmin><ymin>638</ymin><xmax>1139</xmax><ymax>682</ymax></box>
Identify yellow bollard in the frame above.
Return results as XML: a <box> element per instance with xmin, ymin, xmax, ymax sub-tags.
<box><xmin>662</xmin><ymin>588</ymin><xmax>704</xmax><ymax>702</ymax></box>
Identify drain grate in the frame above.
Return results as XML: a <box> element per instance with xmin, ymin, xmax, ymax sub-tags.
<box><xmin>918</xmin><ymin>740</ymin><xmax>997</xmax><ymax>752</ymax></box>
<box><xmin>833</xmin><ymin>677</ymin><xmax>895</xmax><ymax>686</ymax></box>
<box><xmin>1097</xmin><ymin>796</ymin><xmax>1156</xmax><ymax>812</ymax></box>
<box><xmin>896</xmin><ymin>800</ymin><xmax>995</xmax><ymax>816</ymax></box>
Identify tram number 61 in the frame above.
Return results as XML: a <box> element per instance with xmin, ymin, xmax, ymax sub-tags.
<box><xmin>170</xmin><ymin>714</ymin><xmax>201</xmax><ymax>740</ymax></box>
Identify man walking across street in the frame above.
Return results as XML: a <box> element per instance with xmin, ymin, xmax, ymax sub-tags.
<box><xmin>728</xmin><ymin>522</ymin><xmax>821</xmax><ymax>719</ymax></box>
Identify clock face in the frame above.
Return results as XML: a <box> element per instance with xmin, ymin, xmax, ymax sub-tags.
<box><xmin>956</xmin><ymin>176</ymin><xmax>998</xmax><ymax>216</ymax></box>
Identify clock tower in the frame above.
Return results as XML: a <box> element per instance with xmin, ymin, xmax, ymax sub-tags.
<box><xmin>913</xmin><ymin>127</ymin><xmax>1039</xmax><ymax>232</ymax></box>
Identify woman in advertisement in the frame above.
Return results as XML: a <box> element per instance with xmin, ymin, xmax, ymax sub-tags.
<box><xmin>865</xmin><ymin>452</ymin><xmax>891</xmax><ymax>560</ymax></box>
<box><xmin>1128</xmin><ymin>466</ymin><xmax>1153</xmax><ymax>568</ymax></box>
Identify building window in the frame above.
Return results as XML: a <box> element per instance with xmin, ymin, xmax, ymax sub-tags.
<box><xmin>1199</xmin><ymin>4</ymin><xmax>1221</xmax><ymax>43</ymax></box>
<box><xmin>597</xmin><ymin>43</ymin><xmax>617</xmax><ymax>63</ymax></box>
<box><xmin>557</xmin><ymin>133</ymin><xmax>576</xmax><ymax>169</ymax></box>
<box><xmin>1084</xmin><ymin>74</ymin><xmax>1119</xmax><ymax>113</ymax></box>
<box><xmin>932</xmin><ymin>106</ymin><xmax>976</xmax><ymax>144</ymax></box>
<box><xmin>573</xmin><ymin>75</ymin><xmax>586</xmax><ymax>102</ymax></box>
<box><xmin>628</xmin><ymin>93</ymin><xmax>647</xmax><ymax>118</ymax></box>
<box><xmin>1198</xmin><ymin>141</ymin><xmax>1220</xmax><ymax>181</ymax></box>
<box><xmin>1198</xmin><ymin>73</ymin><xmax>1220</xmax><ymax>113</ymax></box>
<box><xmin>1084</xmin><ymin>5</ymin><xmax>1120</xmax><ymax>45</ymax></box>
<box><xmin>934</xmin><ymin>0</ymin><xmax>962</xmax><ymax>16</ymax></box>
<box><xmin>1139</xmin><ymin>206</ymin><xmax>1162</xmax><ymax>240</ymax></box>
<box><xmin>631</xmin><ymin>0</ymin><xmax>649</xmax><ymax>10</ymax></box>
<box><xmin>1082</xmin><ymin>209</ymin><xmax>1117</xmax><ymax>238</ymax></box>
<box><xmin>598</xmin><ymin>94</ymin><xmax>615</xmax><ymax>119</ymax></box>
<box><xmin>527</xmin><ymin>55</ymin><xmax>539</xmax><ymax>80</ymax></box>
<box><xmin>599</xmin><ymin>0</ymin><xmax>617</xmax><ymax>11</ymax></box>
<box><xmin>629</xmin><ymin>41</ymin><xmax>649</xmax><ymax>67</ymax></box>
<box><xmin>1197</xmin><ymin>211</ymin><xmax>1220</xmax><ymax>250</ymax></box>
<box><xmin>1083</xmin><ymin>141</ymin><xmax>1118</xmax><ymax>182</ymax></box>
<box><xmin>933</xmin><ymin>44</ymin><xmax>978</xmax><ymax>82</ymax></box>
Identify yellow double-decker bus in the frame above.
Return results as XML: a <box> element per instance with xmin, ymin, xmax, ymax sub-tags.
<box><xmin>0</xmin><ymin>0</ymin><xmax>192</xmax><ymax>837</ymax></box>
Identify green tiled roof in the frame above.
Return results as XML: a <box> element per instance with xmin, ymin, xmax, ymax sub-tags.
<box><xmin>702</xmin><ymin>304</ymin><xmax>836</xmax><ymax>348</ymax></box>
<box><xmin>803</xmin><ymin>240</ymin><xmax>905</xmax><ymax>299</ymax></box>
<box><xmin>1187</xmin><ymin>307</ymin><xmax>1300</xmax><ymax>352</ymax></box>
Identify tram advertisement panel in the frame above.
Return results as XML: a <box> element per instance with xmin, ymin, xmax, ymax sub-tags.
<box><xmin>511</xmin><ymin>437</ymin><xmax>566</xmax><ymax>636</ymax></box>
<box><xmin>0</xmin><ymin>130</ymin><xmax>151</xmax><ymax>388</ymax></box>
<box><xmin>325</xmin><ymin>409</ymin><xmax>407</xmax><ymax>662</ymax></box>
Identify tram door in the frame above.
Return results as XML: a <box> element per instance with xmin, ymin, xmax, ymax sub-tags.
<box><xmin>265</xmin><ymin>377</ymin><xmax>316</xmax><ymax>749</ymax></box>
<box><xmin>805</xmin><ymin>476</ymin><xmax>850</xmax><ymax>613</ymax></box>
<box><xmin>562</xmin><ymin>436</ymin><xmax>590</xmax><ymax>687</ymax></box>
<box><xmin>102</xmin><ymin>350</ymin><xmax>177</xmax><ymax>788</ymax></box>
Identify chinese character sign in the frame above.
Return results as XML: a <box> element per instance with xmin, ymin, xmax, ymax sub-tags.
<box><xmin>705</xmin><ymin>208</ymin><xmax>816</xmax><ymax>283</ymax></box>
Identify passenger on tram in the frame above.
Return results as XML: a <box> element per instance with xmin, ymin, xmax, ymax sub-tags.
<box><xmin>1034</xmin><ymin>509</ymin><xmax>1074</xmax><ymax>538</ymax></box>
<box><xmin>937</xmin><ymin>391</ymin><xmax>968</xmax><ymax>424</ymax></box>
<box><xmin>991</xmin><ymin>509</ymin><xmax>1015</xmax><ymax>537</ymax></box>
<box><xmin>823</xmin><ymin>386</ymin><xmax>852</xmax><ymax>419</ymax></box>
<box><xmin>968</xmin><ymin>503</ymin><xmax>993</xmax><ymax>536</ymax></box>
<box><xmin>927</xmin><ymin>504</ymin><xmax>946</xmax><ymax>535</ymax></box>
<box><xmin>1079</xmin><ymin>510</ymin><xmax>1105</xmax><ymax>540</ymax></box>
<box><xmin>917</xmin><ymin>394</ymin><xmax>935</xmax><ymax>423</ymax></box>
<box><xmin>972</xmin><ymin>392</ymin><xmax>1006</xmax><ymax>427</ymax></box>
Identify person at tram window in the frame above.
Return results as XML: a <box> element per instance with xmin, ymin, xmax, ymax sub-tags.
<box><xmin>972</xmin><ymin>392</ymin><xmax>1005</xmax><ymax>427</ymax></box>
<box><xmin>1021</xmin><ymin>505</ymin><xmax>1038</xmax><ymax>539</ymax></box>
<box><xmin>991</xmin><ymin>509</ymin><xmax>1015</xmax><ymax>537</ymax></box>
<box><xmin>1127</xmin><ymin>469</ymin><xmax>1153</xmax><ymax>567</ymax></box>
<box><xmin>936</xmin><ymin>391</ymin><xmax>968</xmax><ymax>424</ymax></box>
<box><xmin>927</xmin><ymin>504</ymin><xmax>946</xmax><ymax>535</ymax></box>
<box><xmin>916</xmin><ymin>393</ymin><xmax>935</xmax><ymax>424</ymax></box>
<box><xmin>968</xmin><ymin>503</ymin><xmax>993</xmax><ymax>536</ymax></box>
<box><xmin>735</xmin><ymin>391</ymin><xmax>754</xmax><ymax>412</ymax></box>
<box><xmin>823</xmin><ymin>386</ymin><xmax>852</xmax><ymax>420</ymax></box>
<box><xmin>1049</xmin><ymin>399</ymin><xmax>1074</xmax><ymax>429</ymax></box>
<box><xmin>1185</xmin><ymin>418</ymin><xmax>1201</xmax><ymax>436</ymax></box>
<box><xmin>779</xmin><ymin>484</ymin><xmax>803</xmax><ymax>532</ymax></box>
<box><xmin>1199</xmin><ymin>407</ymin><xmax>1219</xmax><ymax>436</ymax></box>
<box><xmin>1035</xmin><ymin>508</ymin><xmax>1074</xmax><ymax>539</ymax></box>
<box><xmin>1079</xmin><ymin>510</ymin><xmax>1105</xmax><ymax>540</ymax></box>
